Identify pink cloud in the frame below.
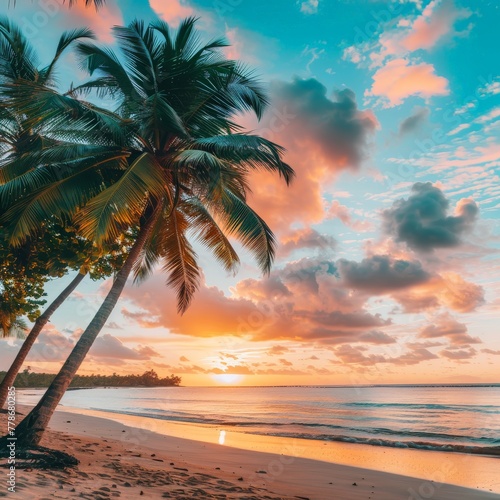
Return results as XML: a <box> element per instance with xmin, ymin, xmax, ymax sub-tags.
<box><xmin>247</xmin><ymin>79</ymin><xmax>378</xmax><ymax>230</ymax></box>
<box><xmin>366</xmin><ymin>58</ymin><xmax>449</xmax><ymax>107</ymax></box>
<box><xmin>328</xmin><ymin>201</ymin><xmax>375</xmax><ymax>232</ymax></box>
<box><xmin>149</xmin><ymin>0</ymin><xmax>193</xmax><ymax>27</ymax></box>
<box><xmin>57</xmin><ymin>0</ymin><xmax>123</xmax><ymax>43</ymax></box>
<box><xmin>401</xmin><ymin>0</ymin><xmax>472</xmax><ymax>52</ymax></box>
<box><xmin>279</xmin><ymin>228</ymin><xmax>336</xmax><ymax>257</ymax></box>
<box><xmin>419</xmin><ymin>312</ymin><xmax>481</xmax><ymax>346</ymax></box>
<box><xmin>393</xmin><ymin>272</ymin><xmax>485</xmax><ymax>313</ymax></box>
<box><xmin>223</xmin><ymin>27</ymin><xmax>264</xmax><ymax>65</ymax></box>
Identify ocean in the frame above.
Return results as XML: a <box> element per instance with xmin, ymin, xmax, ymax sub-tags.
<box><xmin>19</xmin><ymin>384</ymin><xmax>500</xmax><ymax>456</ymax></box>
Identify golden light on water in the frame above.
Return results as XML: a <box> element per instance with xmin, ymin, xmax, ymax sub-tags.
<box><xmin>218</xmin><ymin>430</ymin><xmax>226</xmax><ymax>445</ymax></box>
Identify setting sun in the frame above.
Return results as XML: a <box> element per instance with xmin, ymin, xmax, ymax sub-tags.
<box><xmin>211</xmin><ymin>374</ymin><xmax>245</xmax><ymax>385</ymax></box>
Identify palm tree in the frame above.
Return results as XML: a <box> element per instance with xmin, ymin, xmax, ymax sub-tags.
<box><xmin>0</xmin><ymin>273</ymin><xmax>85</xmax><ymax>409</ymax></box>
<box><xmin>0</xmin><ymin>17</ymin><xmax>293</xmax><ymax>449</ymax></box>
<box><xmin>0</xmin><ymin>19</ymin><xmax>95</xmax><ymax>408</ymax></box>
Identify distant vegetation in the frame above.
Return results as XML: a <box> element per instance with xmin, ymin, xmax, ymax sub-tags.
<box><xmin>0</xmin><ymin>369</ymin><xmax>181</xmax><ymax>388</ymax></box>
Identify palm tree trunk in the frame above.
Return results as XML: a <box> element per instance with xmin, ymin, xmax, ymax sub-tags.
<box><xmin>0</xmin><ymin>272</ymin><xmax>86</xmax><ymax>409</ymax></box>
<box><xmin>10</xmin><ymin>212</ymin><xmax>158</xmax><ymax>449</ymax></box>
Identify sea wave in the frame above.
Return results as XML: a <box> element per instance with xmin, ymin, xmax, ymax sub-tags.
<box><xmin>252</xmin><ymin>431</ymin><xmax>500</xmax><ymax>456</ymax></box>
<box><xmin>346</xmin><ymin>402</ymin><xmax>500</xmax><ymax>413</ymax></box>
<box><xmin>89</xmin><ymin>406</ymin><xmax>500</xmax><ymax>455</ymax></box>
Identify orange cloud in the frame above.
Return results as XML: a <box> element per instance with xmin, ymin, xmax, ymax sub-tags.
<box><xmin>419</xmin><ymin>312</ymin><xmax>481</xmax><ymax>346</ymax></box>
<box><xmin>394</xmin><ymin>272</ymin><xmax>485</xmax><ymax>313</ymax></box>
<box><xmin>122</xmin><ymin>257</ymin><xmax>397</xmax><ymax>346</ymax></box>
<box><xmin>247</xmin><ymin>78</ymin><xmax>378</xmax><ymax>231</ymax></box>
<box><xmin>122</xmin><ymin>275</ymin><xmax>258</xmax><ymax>338</ymax></box>
<box><xmin>366</xmin><ymin>58</ymin><xmax>449</xmax><ymax>107</ymax></box>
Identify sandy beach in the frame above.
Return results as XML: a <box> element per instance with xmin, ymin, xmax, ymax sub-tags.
<box><xmin>1</xmin><ymin>405</ymin><xmax>499</xmax><ymax>499</ymax></box>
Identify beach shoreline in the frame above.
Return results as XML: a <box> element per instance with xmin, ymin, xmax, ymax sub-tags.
<box><xmin>1</xmin><ymin>405</ymin><xmax>498</xmax><ymax>499</ymax></box>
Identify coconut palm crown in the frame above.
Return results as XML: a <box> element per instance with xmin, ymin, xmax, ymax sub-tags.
<box><xmin>1</xmin><ymin>18</ymin><xmax>294</xmax><ymax>311</ymax></box>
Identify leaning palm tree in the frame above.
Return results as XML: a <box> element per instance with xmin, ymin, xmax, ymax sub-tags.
<box><xmin>0</xmin><ymin>269</ymin><xmax>85</xmax><ymax>409</ymax></box>
<box><xmin>0</xmin><ymin>17</ymin><xmax>293</xmax><ymax>449</ymax></box>
<box><xmin>0</xmin><ymin>18</ymin><xmax>95</xmax><ymax>409</ymax></box>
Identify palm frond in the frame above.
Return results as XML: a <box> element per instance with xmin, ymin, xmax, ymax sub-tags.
<box><xmin>113</xmin><ymin>21</ymin><xmax>161</xmax><ymax>94</ymax></box>
<box><xmin>192</xmin><ymin>134</ymin><xmax>294</xmax><ymax>184</ymax></box>
<box><xmin>75</xmin><ymin>153</ymin><xmax>168</xmax><ymax>244</ymax></box>
<box><xmin>0</xmin><ymin>155</ymin><xmax>124</xmax><ymax>245</ymax></box>
<box><xmin>0</xmin><ymin>16</ymin><xmax>38</xmax><ymax>82</ymax></box>
<box><xmin>183</xmin><ymin>197</ymin><xmax>240</xmax><ymax>273</ymax></box>
<box><xmin>161</xmin><ymin>209</ymin><xmax>200</xmax><ymax>313</ymax></box>
<box><xmin>219</xmin><ymin>189</ymin><xmax>276</xmax><ymax>274</ymax></box>
<box><xmin>40</xmin><ymin>27</ymin><xmax>96</xmax><ymax>84</ymax></box>
<box><xmin>137</xmin><ymin>92</ymin><xmax>188</xmax><ymax>147</ymax></box>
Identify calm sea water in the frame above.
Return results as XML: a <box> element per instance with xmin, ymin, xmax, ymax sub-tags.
<box><xmin>19</xmin><ymin>385</ymin><xmax>500</xmax><ymax>456</ymax></box>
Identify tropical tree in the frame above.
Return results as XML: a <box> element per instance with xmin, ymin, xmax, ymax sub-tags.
<box><xmin>0</xmin><ymin>19</ymin><xmax>129</xmax><ymax>409</ymax></box>
<box><xmin>0</xmin><ymin>316</ymin><xmax>27</xmax><ymax>338</ymax></box>
<box><xmin>0</xmin><ymin>237</ymin><xmax>47</xmax><ymax>334</ymax></box>
<box><xmin>0</xmin><ymin>17</ymin><xmax>293</xmax><ymax>450</ymax></box>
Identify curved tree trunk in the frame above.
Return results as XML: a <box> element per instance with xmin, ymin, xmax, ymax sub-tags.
<box><xmin>0</xmin><ymin>272</ymin><xmax>86</xmax><ymax>409</ymax></box>
<box><xmin>10</xmin><ymin>213</ymin><xmax>158</xmax><ymax>449</ymax></box>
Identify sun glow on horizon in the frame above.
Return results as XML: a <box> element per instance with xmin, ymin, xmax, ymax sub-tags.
<box><xmin>211</xmin><ymin>374</ymin><xmax>245</xmax><ymax>385</ymax></box>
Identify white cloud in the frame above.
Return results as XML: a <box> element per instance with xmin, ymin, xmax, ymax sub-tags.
<box><xmin>448</xmin><ymin>123</ymin><xmax>470</xmax><ymax>136</ymax></box>
<box><xmin>475</xmin><ymin>107</ymin><xmax>500</xmax><ymax>124</ymax></box>
<box><xmin>299</xmin><ymin>0</ymin><xmax>319</xmax><ymax>15</ymax></box>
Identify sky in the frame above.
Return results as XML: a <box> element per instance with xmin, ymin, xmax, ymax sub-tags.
<box><xmin>1</xmin><ymin>0</ymin><xmax>499</xmax><ymax>386</ymax></box>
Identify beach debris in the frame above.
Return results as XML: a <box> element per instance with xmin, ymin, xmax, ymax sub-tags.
<box><xmin>256</xmin><ymin>470</ymin><xmax>267</xmax><ymax>474</ymax></box>
<box><xmin>352</xmin><ymin>482</ymin><xmax>357</xmax><ymax>486</ymax></box>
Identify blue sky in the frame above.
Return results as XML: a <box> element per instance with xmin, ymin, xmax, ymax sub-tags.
<box><xmin>1</xmin><ymin>0</ymin><xmax>499</xmax><ymax>385</ymax></box>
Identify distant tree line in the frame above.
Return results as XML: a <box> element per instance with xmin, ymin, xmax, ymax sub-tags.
<box><xmin>0</xmin><ymin>368</ymin><xmax>181</xmax><ymax>388</ymax></box>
